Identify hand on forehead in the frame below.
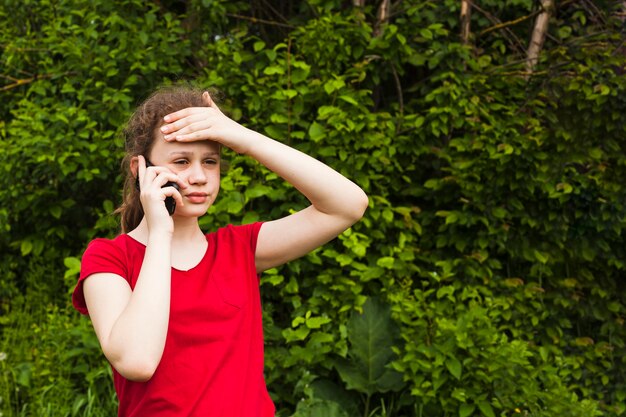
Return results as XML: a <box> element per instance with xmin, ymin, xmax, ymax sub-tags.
<box><xmin>150</xmin><ymin>134</ymin><xmax>221</xmax><ymax>160</ymax></box>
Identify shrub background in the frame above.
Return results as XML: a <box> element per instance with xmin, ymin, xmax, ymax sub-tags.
<box><xmin>1</xmin><ymin>1</ymin><xmax>626</xmax><ymax>416</ymax></box>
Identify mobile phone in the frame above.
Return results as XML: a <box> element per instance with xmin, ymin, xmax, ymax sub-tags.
<box><xmin>135</xmin><ymin>159</ymin><xmax>179</xmax><ymax>216</ymax></box>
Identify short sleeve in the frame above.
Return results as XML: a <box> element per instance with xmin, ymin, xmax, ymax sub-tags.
<box><xmin>72</xmin><ymin>238</ymin><xmax>129</xmax><ymax>315</ymax></box>
<box><xmin>215</xmin><ymin>222</ymin><xmax>263</xmax><ymax>252</ymax></box>
<box><xmin>244</xmin><ymin>222</ymin><xmax>263</xmax><ymax>253</ymax></box>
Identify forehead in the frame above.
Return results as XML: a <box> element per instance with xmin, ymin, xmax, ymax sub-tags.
<box><xmin>150</xmin><ymin>134</ymin><xmax>221</xmax><ymax>158</ymax></box>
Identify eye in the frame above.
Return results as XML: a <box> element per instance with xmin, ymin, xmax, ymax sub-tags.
<box><xmin>204</xmin><ymin>158</ymin><xmax>218</xmax><ymax>165</ymax></box>
<box><xmin>173</xmin><ymin>159</ymin><xmax>189</xmax><ymax>165</ymax></box>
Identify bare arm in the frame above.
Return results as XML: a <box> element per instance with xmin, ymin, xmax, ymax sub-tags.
<box><xmin>161</xmin><ymin>93</ymin><xmax>368</xmax><ymax>272</ymax></box>
<box><xmin>241</xmin><ymin>130</ymin><xmax>368</xmax><ymax>271</ymax></box>
<box><xmin>83</xmin><ymin>233</ymin><xmax>171</xmax><ymax>381</ymax></box>
<box><xmin>83</xmin><ymin>158</ymin><xmax>183</xmax><ymax>381</ymax></box>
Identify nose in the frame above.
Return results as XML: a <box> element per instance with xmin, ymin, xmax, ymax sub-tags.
<box><xmin>187</xmin><ymin>161</ymin><xmax>208</xmax><ymax>185</ymax></box>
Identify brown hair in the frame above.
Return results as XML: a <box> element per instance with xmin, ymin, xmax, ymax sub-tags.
<box><xmin>116</xmin><ymin>86</ymin><xmax>210</xmax><ymax>233</ymax></box>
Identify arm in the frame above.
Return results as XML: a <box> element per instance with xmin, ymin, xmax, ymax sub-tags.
<box><xmin>161</xmin><ymin>93</ymin><xmax>368</xmax><ymax>272</ymax></box>
<box><xmin>83</xmin><ymin>158</ymin><xmax>183</xmax><ymax>381</ymax></box>
<box><xmin>241</xmin><ymin>130</ymin><xmax>368</xmax><ymax>271</ymax></box>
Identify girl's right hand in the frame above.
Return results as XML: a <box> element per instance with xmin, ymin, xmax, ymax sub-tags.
<box><xmin>136</xmin><ymin>155</ymin><xmax>185</xmax><ymax>234</ymax></box>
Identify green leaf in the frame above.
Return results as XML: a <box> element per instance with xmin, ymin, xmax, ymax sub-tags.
<box><xmin>20</xmin><ymin>240</ymin><xmax>33</xmax><ymax>256</ymax></box>
<box><xmin>293</xmin><ymin>399</ymin><xmax>349</xmax><ymax>417</ymax></box>
<box><xmin>309</xmin><ymin>379</ymin><xmax>360</xmax><ymax>417</ymax></box>
<box><xmin>264</xmin><ymin>124</ymin><xmax>285</xmax><ymax>139</ymax></box>
<box><xmin>445</xmin><ymin>212</ymin><xmax>459</xmax><ymax>224</ymax></box>
<box><xmin>338</xmin><ymin>95</ymin><xmax>358</xmax><ymax>106</ymax></box>
<box><xmin>323</xmin><ymin>78</ymin><xmax>345</xmax><ymax>94</ymax></box>
<box><xmin>306</xmin><ymin>315</ymin><xmax>331</xmax><ymax>329</ymax></box>
<box><xmin>308</xmin><ymin>122</ymin><xmax>326</xmax><ymax>142</ymax></box>
<box><xmin>556</xmin><ymin>182</ymin><xmax>573</xmax><ymax>194</ymax></box>
<box><xmin>63</xmin><ymin>256</ymin><xmax>82</xmax><ymax>278</ymax></box>
<box><xmin>377</xmin><ymin>256</ymin><xmax>394</xmax><ymax>269</ymax></box>
<box><xmin>492</xmin><ymin>207</ymin><xmax>507</xmax><ymax>219</ymax></box>
<box><xmin>420</xmin><ymin>28</ymin><xmax>433</xmax><ymax>39</ymax></box>
<box><xmin>460</xmin><ymin>403</ymin><xmax>476</xmax><ymax>417</ymax></box>
<box><xmin>226</xmin><ymin>199</ymin><xmax>244</xmax><ymax>214</ymax></box>
<box><xmin>534</xmin><ymin>250</ymin><xmax>548</xmax><ymax>264</ymax></box>
<box><xmin>334</xmin><ymin>298</ymin><xmax>405</xmax><ymax>395</ymax></box>
<box><xmin>445</xmin><ymin>356</ymin><xmax>462</xmax><ymax>380</ymax></box>
<box><xmin>15</xmin><ymin>363</ymin><xmax>32</xmax><ymax>388</ymax></box>
<box><xmin>477</xmin><ymin>401</ymin><xmax>495</xmax><ymax>417</ymax></box>
<box><xmin>50</xmin><ymin>205</ymin><xmax>62</xmax><ymax>219</ymax></box>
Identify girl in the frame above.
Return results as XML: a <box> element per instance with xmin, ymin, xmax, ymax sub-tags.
<box><xmin>72</xmin><ymin>86</ymin><xmax>368</xmax><ymax>417</ymax></box>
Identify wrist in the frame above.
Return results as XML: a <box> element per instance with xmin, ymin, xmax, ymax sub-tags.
<box><xmin>238</xmin><ymin>129</ymin><xmax>269</xmax><ymax>156</ymax></box>
<box><xmin>147</xmin><ymin>228</ymin><xmax>173</xmax><ymax>242</ymax></box>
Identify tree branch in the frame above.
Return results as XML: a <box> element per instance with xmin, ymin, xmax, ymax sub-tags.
<box><xmin>225</xmin><ymin>13</ymin><xmax>296</xmax><ymax>29</ymax></box>
<box><xmin>0</xmin><ymin>73</ymin><xmax>66</xmax><ymax>92</ymax></box>
<box><xmin>374</xmin><ymin>0</ymin><xmax>391</xmax><ymax>37</ymax></box>
<box><xmin>0</xmin><ymin>74</ymin><xmax>20</xmax><ymax>82</ymax></box>
<box><xmin>1</xmin><ymin>77</ymin><xmax>38</xmax><ymax>92</ymax></box>
<box><xmin>617</xmin><ymin>1</ymin><xmax>626</xmax><ymax>21</ymax></box>
<box><xmin>390</xmin><ymin>62</ymin><xmax>403</xmax><ymax>120</ymax></box>
<box><xmin>479</xmin><ymin>9</ymin><xmax>541</xmax><ymax>37</ymax></box>
<box><xmin>460</xmin><ymin>0</ymin><xmax>472</xmax><ymax>44</ymax></box>
<box><xmin>471</xmin><ymin>2</ymin><xmax>526</xmax><ymax>54</ymax></box>
<box><xmin>526</xmin><ymin>0</ymin><xmax>555</xmax><ymax>75</ymax></box>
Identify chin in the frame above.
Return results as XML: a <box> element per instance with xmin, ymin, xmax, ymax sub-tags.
<box><xmin>174</xmin><ymin>205</ymin><xmax>211</xmax><ymax>218</ymax></box>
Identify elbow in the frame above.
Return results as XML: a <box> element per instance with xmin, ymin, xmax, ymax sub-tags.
<box><xmin>356</xmin><ymin>190</ymin><xmax>369</xmax><ymax>219</ymax></box>
<box><xmin>100</xmin><ymin>331</ymin><xmax>166</xmax><ymax>382</ymax></box>
<box><xmin>109</xmin><ymin>354</ymin><xmax>160</xmax><ymax>382</ymax></box>
<box><xmin>124</xmin><ymin>367</ymin><xmax>156</xmax><ymax>383</ymax></box>
<box><xmin>347</xmin><ymin>189</ymin><xmax>369</xmax><ymax>224</ymax></box>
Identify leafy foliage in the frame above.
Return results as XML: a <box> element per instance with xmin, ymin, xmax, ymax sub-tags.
<box><xmin>1</xmin><ymin>1</ymin><xmax>626</xmax><ymax>416</ymax></box>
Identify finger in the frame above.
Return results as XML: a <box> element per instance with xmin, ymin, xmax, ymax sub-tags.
<box><xmin>153</xmin><ymin>171</ymin><xmax>187</xmax><ymax>190</ymax></box>
<box><xmin>168</xmin><ymin>120</ymin><xmax>212</xmax><ymax>141</ymax></box>
<box><xmin>173</xmin><ymin>128</ymin><xmax>214</xmax><ymax>142</ymax></box>
<box><xmin>161</xmin><ymin>113</ymin><xmax>206</xmax><ymax>138</ymax></box>
<box><xmin>136</xmin><ymin>155</ymin><xmax>147</xmax><ymax>188</ymax></box>
<box><xmin>162</xmin><ymin>186</ymin><xmax>185</xmax><ymax>207</ymax></box>
<box><xmin>204</xmin><ymin>91</ymin><xmax>223</xmax><ymax>114</ymax></box>
<box><xmin>163</xmin><ymin>106</ymin><xmax>200</xmax><ymax>123</ymax></box>
<box><xmin>202</xmin><ymin>91</ymin><xmax>212</xmax><ymax>106</ymax></box>
<box><xmin>171</xmin><ymin>175</ymin><xmax>188</xmax><ymax>190</ymax></box>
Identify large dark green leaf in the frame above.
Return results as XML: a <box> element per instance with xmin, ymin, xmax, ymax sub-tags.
<box><xmin>334</xmin><ymin>297</ymin><xmax>405</xmax><ymax>395</ymax></box>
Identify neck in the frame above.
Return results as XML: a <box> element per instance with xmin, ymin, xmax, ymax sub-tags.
<box><xmin>129</xmin><ymin>216</ymin><xmax>205</xmax><ymax>245</ymax></box>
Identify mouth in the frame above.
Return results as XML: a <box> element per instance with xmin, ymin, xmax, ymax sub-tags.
<box><xmin>185</xmin><ymin>192</ymin><xmax>209</xmax><ymax>203</ymax></box>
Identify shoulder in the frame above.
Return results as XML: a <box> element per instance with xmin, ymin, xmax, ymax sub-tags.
<box><xmin>83</xmin><ymin>235</ymin><xmax>128</xmax><ymax>255</ymax></box>
<box><xmin>208</xmin><ymin>222</ymin><xmax>264</xmax><ymax>251</ymax></box>
<box><xmin>80</xmin><ymin>234</ymin><xmax>142</xmax><ymax>278</ymax></box>
<box><xmin>74</xmin><ymin>235</ymin><xmax>136</xmax><ymax>315</ymax></box>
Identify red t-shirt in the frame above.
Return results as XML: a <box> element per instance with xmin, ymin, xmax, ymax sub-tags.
<box><xmin>72</xmin><ymin>223</ymin><xmax>275</xmax><ymax>417</ymax></box>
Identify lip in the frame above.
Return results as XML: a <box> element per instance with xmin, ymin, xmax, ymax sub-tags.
<box><xmin>185</xmin><ymin>192</ymin><xmax>209</xmax><ymax>204</ymax></box>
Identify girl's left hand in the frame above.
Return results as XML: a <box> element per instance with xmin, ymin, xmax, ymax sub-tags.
<box><xmin>160</xmin><ymin>92</ymin><xmax>254</xmax><ymax>154</ymax></box>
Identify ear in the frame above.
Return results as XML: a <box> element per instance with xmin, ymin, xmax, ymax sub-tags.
<box><xmin>130</xmin><ymin>156</ymin><xmax>140</xmax><ymax>179</ymax></box>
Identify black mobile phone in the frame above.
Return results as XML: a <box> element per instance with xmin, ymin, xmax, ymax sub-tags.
<box><xmin>135</xmin><ymin>159</ymin><xmax>179</xmax><ymax>216</ymax></box>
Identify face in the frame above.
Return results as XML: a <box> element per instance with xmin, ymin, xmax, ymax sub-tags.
<box><xmin>146</xmin><ymin>133</ymin><xmax>221</xmax><ymax>218</ymax></box>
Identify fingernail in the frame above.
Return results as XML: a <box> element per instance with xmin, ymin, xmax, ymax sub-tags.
<box><xmin>164</xmin><ymin>115</ymin><xmax>171</xmax><ymax>122</ymax></box>
<box><xmin>163</xmin><ymin>134</ymin><xmax>171</xmax><ymax>140</ymax></box>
